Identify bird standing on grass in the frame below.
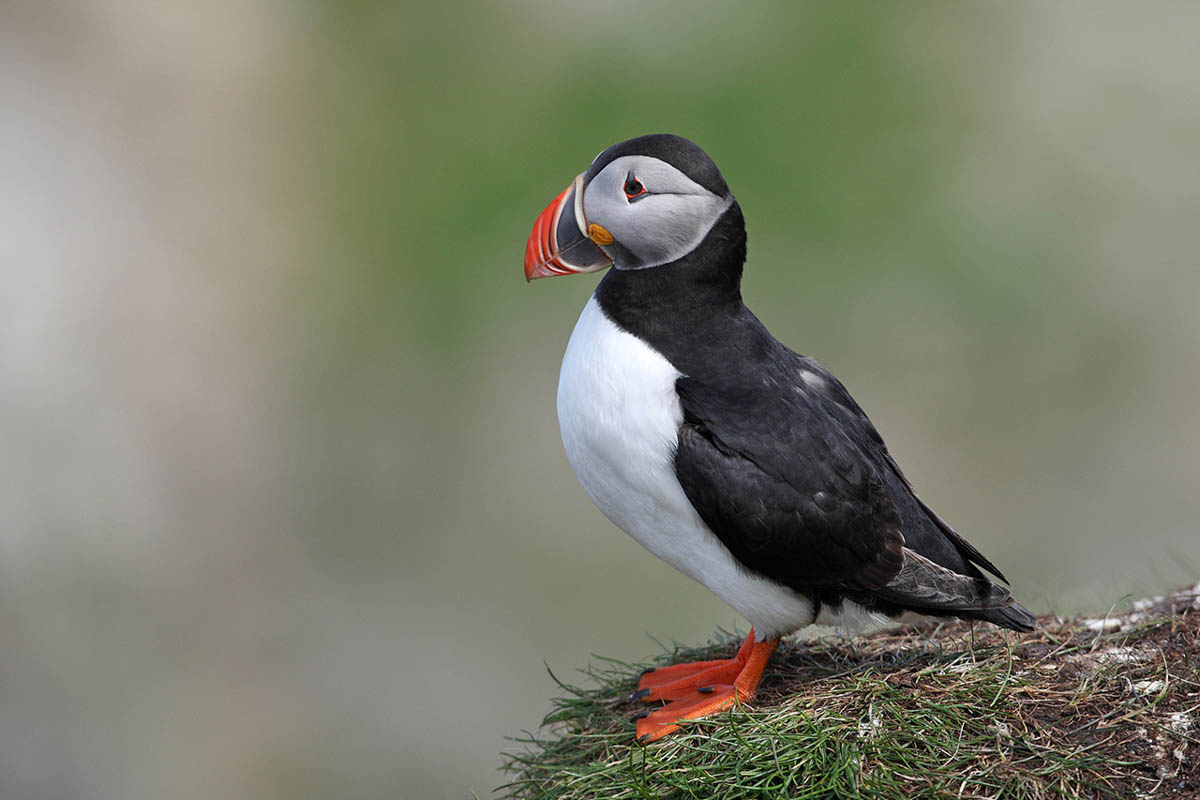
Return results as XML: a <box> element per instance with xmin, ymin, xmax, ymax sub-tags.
<box><xmin>524</xmin><ymin>134</ymin><xmax>1035</xmax><ymax>744</ymax></box>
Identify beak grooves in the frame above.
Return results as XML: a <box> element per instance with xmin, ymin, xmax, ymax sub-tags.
<box><xmin>524</xmin><ymin>184</ymin><xmax>573</xmax><ymax>281</ymax></box>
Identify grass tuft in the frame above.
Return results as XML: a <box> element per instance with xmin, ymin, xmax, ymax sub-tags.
<box><xmin>501</xmin><ymin>584</ymin><xmax>1200</xmax><ymax>799</ymax></box>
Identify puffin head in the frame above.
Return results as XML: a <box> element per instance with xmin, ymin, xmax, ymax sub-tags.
<box><xmin>524</xmin><ymin>134</ymin><xmax>736</xmax><ymax>281</ymax></box>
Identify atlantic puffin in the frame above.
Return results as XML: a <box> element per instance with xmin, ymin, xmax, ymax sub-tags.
<box><xmin>524</xmin><ymin>134</ymin><xmax>1035</xmax><ymax>744</ymax></box>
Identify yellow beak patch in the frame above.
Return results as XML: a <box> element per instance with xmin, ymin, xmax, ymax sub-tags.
<box><xmin>587</xmin><ymin>223</ymin><xmax>614</xmax><ymax>246</ymax></box>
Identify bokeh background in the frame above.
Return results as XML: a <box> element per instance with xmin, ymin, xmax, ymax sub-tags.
<box><xmin>2</xmin><ymin>3</ymin><xmax>1198</xmax><ymax>798</ymax></box>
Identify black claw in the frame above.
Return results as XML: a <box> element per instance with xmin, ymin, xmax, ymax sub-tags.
<box><xmin>630</xmin><ymin>688</ymin><xmax>651</xmax><ymax>701</ymax></box>
<box><xmin>697</xmin><ymin>685</ymin><xmax>715</xmax><ymax>694</ymax></box>
<box><xmin>632</xmin><ymin>711</ymin><xmax>650</xmax><ymax>720</ymax></box>
<box><xmin>639</xmin><ymin>667</ymin><xmax>656</xmax><ymax>677</ymax></box>
<box><xmin>637</xmin><ymin>733</ymin><xmax>651</xmax><ymax>745</ymax></box>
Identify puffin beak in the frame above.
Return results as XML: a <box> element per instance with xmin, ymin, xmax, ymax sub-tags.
<box><xmin>524</xmin><ymin>174</ymin><xmax>614</xmax><ymax>281</ymax></box>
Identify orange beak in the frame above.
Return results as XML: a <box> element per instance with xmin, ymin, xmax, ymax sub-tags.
<box><xmin>524</xmin><ymin>174</ymin><xmax>613</xmax><ymax>281</ymax></box>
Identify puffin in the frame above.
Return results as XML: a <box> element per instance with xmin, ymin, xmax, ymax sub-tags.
<box><xmin>523</xmin><ymin>134</ymin><xmax>1035</xmax><ymax>744</ymax></box>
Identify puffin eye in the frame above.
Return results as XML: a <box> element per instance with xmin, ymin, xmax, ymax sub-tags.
<box><xmin>623</xmin><ymin>175</ymin><xmax>647</xmax><ymax>201</ymax></box>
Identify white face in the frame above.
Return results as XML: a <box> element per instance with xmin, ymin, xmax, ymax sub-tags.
<box><xmin>582</xmin><ymin>155</ymin><xmax>733</xmax><ymax>269</ymax></box>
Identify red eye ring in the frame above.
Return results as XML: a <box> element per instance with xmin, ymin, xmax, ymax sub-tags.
<box><xmin>624</xmin><ymin>177</ymin><xmax>646</xmax><ymax>200</ymax></box>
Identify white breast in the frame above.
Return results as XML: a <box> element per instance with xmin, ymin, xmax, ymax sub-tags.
<box><xmin>556</xmin><ymin>296</ymin><xmax>816</xmax><ymax>638</ymax></box>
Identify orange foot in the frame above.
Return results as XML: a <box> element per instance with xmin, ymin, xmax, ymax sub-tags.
<box><xmin>633</xmin><ymin>630</ymin><xmax>780</xmax><ymax>743</ymax></box>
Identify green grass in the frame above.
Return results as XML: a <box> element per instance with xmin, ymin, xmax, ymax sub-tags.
<box><xmin>501</xmin><ymin>588</ymin><xmax>1200</xmax><ymax>799</ymax></box>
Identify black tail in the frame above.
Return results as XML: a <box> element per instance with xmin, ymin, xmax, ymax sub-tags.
<box><xmin>971</xmin><ymin>601</ymin><xmax>1037</xmax><ymax>632</ymax></box>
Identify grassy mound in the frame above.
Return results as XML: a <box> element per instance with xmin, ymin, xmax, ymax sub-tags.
<box><xmin>501</xmin><ymin>585</ymin><xmax>1199</xmax><ymax>799</ymax></box>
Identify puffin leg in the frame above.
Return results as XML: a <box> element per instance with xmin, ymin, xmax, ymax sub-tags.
<box><xmin>634</xmin><ymin>632</ymin><xmax>779</xmax><ymax>744</ymax></box>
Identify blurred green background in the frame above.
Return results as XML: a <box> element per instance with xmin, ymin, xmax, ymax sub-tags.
<box><xmin>2</xmin><ymin>2</ymin><xmax>1198</xmax><ymax>798</ymax></box>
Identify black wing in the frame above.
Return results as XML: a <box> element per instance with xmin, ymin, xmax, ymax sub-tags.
<box><xmin>673</xmin><ymin>372</ymin><xmax>906</xmax><ymax>592</ymax></box>
<box><xmin>675</xmin><ymin>361</ymin><xmax>1036</xmax><ymax>629</ymax></box>
<box><xmin>791</xmin><ymin>357</ymin><xmax>1009</xmax><ymax>583</ymax></box>
<box><xmin>672</xmin><ymin>344</ymin><xmax>1016</xmax><ymax>594</ymax></box>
